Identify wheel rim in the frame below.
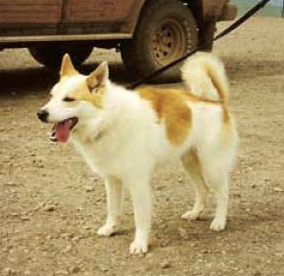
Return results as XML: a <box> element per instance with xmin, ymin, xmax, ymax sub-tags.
<box><xmin>151</xmin><ymin>19</ymin><xmax>187</xmax><ymax>66</ymax></box>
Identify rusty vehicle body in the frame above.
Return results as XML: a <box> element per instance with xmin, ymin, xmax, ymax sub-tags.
<box><xmin>0</xmin><ymin>0</ymin><xmax>237</xmax><ymax>79</ymax></box>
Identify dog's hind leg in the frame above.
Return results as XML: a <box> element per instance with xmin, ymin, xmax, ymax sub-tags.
<box><xmin>200</xmin><ymin>155</ymin><xmax>230</xmax><ymax>231</ymax></box>
<box><xmin>181</xmin><ymin>151</ymin><xmax>209</xmax><ymax>221</ymax></box>
<box><xmin>97</xmin><ymin>176</ymin><xmax>125</xmax><ymax>236</ymax></box>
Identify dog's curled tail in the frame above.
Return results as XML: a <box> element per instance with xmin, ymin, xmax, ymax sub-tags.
<box><xmin>181</xmin><ymin>52</ymin><xmax>229</xmax><ymax>102</ymax></box>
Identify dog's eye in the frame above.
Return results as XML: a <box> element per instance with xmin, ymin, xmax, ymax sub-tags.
<box><xmin>63</xmin><ymin>97</ymin><xmax>75</xmax><ymax>102</ymax></box>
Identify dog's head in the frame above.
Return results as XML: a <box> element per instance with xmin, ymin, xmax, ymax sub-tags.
<box><xmin>37</xmin><ymin>54</ymin><xmax>109</xmax><ymax>143</ymax></box>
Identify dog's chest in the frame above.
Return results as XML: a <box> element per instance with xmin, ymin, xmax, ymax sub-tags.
<box><xmin>71</xmin><ymin>137</ymin><xmax>124</xmax><ymax>176</ymax></box>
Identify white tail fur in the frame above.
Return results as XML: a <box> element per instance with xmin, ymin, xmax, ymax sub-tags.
<box><xmin>181</xmin><ymin>52</ymin><xmax>229</xmax><ymax>102</ymax></box>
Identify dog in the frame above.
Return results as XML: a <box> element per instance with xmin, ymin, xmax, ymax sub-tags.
<box><xmin>37</xmin><ymin>52</ymin><xmax>238</xmax><ymax>254</ymax></box>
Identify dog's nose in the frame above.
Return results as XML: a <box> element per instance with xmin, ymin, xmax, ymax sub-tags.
<box><xmin>37</xmin><ymin>109</ymin><xmax>49</xmax><ymax>123</ymax></box>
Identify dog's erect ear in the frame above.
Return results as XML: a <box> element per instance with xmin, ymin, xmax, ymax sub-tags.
<box><xmin>86</xmin><ymin>61</ymin><xmax>109</xmax><ymax>91</ymax></box>
<box><xmin>60</xmin><ymin>54</ymin><xmax>78</xmax><ymax>77</ymax></box>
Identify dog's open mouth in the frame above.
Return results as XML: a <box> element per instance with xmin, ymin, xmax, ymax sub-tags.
<box><xmin>50</xmin><ymin>117</ymin><xmax>78</xmax><ymax>143</ymax></box>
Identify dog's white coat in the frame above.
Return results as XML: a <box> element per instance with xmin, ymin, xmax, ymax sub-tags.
<box><xmin>42</xmin><ymin>53</ymin><xmax>238</xmax><ymax>254</ymax></box>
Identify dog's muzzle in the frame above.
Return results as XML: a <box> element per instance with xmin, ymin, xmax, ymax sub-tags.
<box><xmin>37</xmin><ymin>109</ymin><xmax>49</xmax><ymax>123</ymax></box>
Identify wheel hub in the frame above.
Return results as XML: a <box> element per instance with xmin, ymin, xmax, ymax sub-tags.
<box><xmin>152</xmin><ymin>19</ymin><xmax>186</xmax><ymax>65</ymax></box>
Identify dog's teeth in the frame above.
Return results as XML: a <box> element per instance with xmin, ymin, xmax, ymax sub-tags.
<box><xmin>50</xmin><ymin>136</ymin><xmax>58</xmax><ymax>143</ymax></box>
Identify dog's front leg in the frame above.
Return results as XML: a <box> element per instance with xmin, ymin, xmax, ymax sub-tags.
<box><xmin>97</xmin><ymin>176</ymin><xmax>124</xmax><ymax>236</ymax></box>
<box><xmin>126</xmin><ymin>176</ymin><xmax>152</xmax><ymax>254</ymax></box>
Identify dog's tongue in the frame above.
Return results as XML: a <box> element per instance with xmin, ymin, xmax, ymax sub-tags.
<box><xmin>55</xmin><ymin>120</ymin><xmax>73</xmax><ymax>143</ymax></box>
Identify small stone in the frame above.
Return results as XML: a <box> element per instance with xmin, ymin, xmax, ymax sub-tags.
<box><xmin>20</xmin><ymin>216</ymin><xmax>30</xmax><ymax>221</ymax></box>
<box><xmin>100</xmin><ymin>267</ymin><xmax>108</xmax><ymax>272</ymax></box>
<box><xmin>161</xmin><ymin>239</ymin><xmax>170</xmax><ymax>247</ymax></box>
<box><xmin>61</xmin><ymin>245</ymin><xmax>72</xmax><ymax>254</ymax></box>
<box><xmin>85</xmin><ymin>186</ymin><xmax>94</xmax><ymax>192</ymax></box>
<box><xmin>179</xmin><ymin>228</ymin><xmax>189</xmax><ymax>240</ymax></box>
<box><xmin>84</xmin><ymin>225</ymin><xmax>91</xmax><ymax>230</ymax></box>
<box><xmin>5</xmin><ymin>181</ymin><xmax>15</xmax><ymax>186</ymax></box>
<box><xmin>161</xmin><ymin>261</ymin><xmax>171</xmax><ymax>269</ymax></box>
<box><xmin>2</xmin><ymin>247</ymin><xmax>9</xmax><ymax>253</ymax></box>
<box><xmin>275</xmin><ymin>252</ymin><xmax>284</xmax><ymax>258</ymax></box>
<box><xmin>69</xmin><ymin>266</ymin><xmax>80</xmax><ymax>274</ymax></box>
<box><xmin>72</xmin><ymin>236</ymin><xmax>81</xmax><ymax>242</ymax></box>
<box><xmin>146</xmin><ymin>252</ymin><xmax>154</xmax><ymax>258</ymax></box>
<box><xmin>251</xmin><ymin>183</ymin><xmax>256</xmax><ymax>188</ymax></box>
<box><xmin>273</xmin><ymin>187</ymin><xmax>284</xmax><ymax>192</ymax></box>
<box><xmin>44</xmin><ymin>205</ymin><xmax>56</xmax><ymax>212</ymax></box>
<box><xmin>34</xmin><ymin>202</ymin><xmax>45</xmax><ymax>211</ymax></box>
<box><xmin>61</xmin><ymin>233</ymin><xmax>74</xmax><ymax>239</ymax></box>
<box><xmin>46</xmin><ymin>235</ymin><xmax>53</xmax><ymax>240</ymax></box>
<box><xmin>55</xmin><ymin>269</ymin><xmax>68</xmax><ymax>275</ymax></box>
<box><xmin>2</xmin><ymin>267</ymin><xmax>16</xmax><ymax>275</ymax></box>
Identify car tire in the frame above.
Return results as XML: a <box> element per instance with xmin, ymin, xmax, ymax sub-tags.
<box><xmin>121</xmin><ymin>0</ymin><xmax>198</xmax><ymax>82</ymax></box>
<box><xmin>29</xmin><ymin>44</ymin><xmax>93</xmax><ymax>69</ymax></box>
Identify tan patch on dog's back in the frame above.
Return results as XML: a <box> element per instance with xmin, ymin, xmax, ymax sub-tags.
<box><xmin>136</xmin><ymin>87</ymin><xmax>192</xmax><ymax>146</ymax></box>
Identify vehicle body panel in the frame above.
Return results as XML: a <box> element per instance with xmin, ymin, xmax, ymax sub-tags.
<box><xmin>0</xmin><ymin>0</ymin><xmax>62</xmax><ymax>24</ymax></box>
<box><xmin>0</xmin><ymin>0</ymin><xmax>237</xmax><ymax>46</ymax></box>
<box><xmin>65</xmin><ymin>0</ymin><xmax>136</xmax><ymax>23</ymax></box>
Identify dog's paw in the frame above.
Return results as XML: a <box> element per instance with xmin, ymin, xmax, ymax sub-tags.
<box><xmin>181</xmin><ymin>210</ymin><xmax>200</xmax><ymax>221</ymax></box>
<box><xmin>97</xmin><ymin>224</ymin><xmax>116</xmax><ymax>236</ymax></box>
<box><xmin>129</xmin><ymin>239</ymin><xmax>148</xmax><ymax>254</ymax></box>
<box><xmin>210</xmin><ymin>217</ymin><xmax>226</xmax><ymax>231</ymax></box>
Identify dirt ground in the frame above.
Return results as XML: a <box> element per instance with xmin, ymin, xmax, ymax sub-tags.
<box><xmin>0</xmin><ymin>17</ymin><xmax>284</xmax><ymax>276</ymax></box>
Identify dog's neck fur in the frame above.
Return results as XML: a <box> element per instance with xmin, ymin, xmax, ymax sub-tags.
<box><xmin>70</xmin><ymin>81</ymin><xmax>145</xmax><ymax>146</ymax></box>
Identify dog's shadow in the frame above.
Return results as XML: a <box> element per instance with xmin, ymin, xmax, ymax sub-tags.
<box><xmin>0</xmin><ymin>61</ymin><xmax>130</xmax><ymax>98</ymax></box>
<box><xmin>146</xmin><ymin>213</ymin><xmax>282</xmax><ymax>250</ymax></box>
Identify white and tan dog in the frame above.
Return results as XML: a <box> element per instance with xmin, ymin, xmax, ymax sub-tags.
<box><xmin>38</xmin><ymin>53</ymin><xmax>238</xmax><ymax>254</ymax></box>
